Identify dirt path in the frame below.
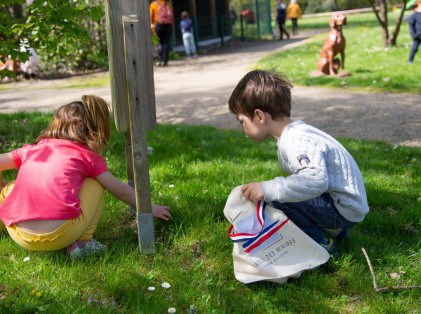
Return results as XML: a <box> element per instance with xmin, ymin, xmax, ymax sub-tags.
<box><xmin>1</xmin><ymin>32</ymin><xmax>420</xmax><ymax>147</ymax></box>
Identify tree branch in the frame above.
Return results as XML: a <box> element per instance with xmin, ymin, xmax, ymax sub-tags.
<box><xmin>361</xmin><ymin>247</ymin><xmax>421</xmax><ymax>292</ymax></box>
<box><xmin>367</xmin><ymin>0</ymin><xmax>385</xmax><ymax>28</ymax></box>
<box><xmin>389</xmin><ymin>0</ymin><xmax>408</xmax><ymax>45</ymax></box>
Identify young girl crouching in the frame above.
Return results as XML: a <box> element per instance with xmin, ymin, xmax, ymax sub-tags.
<box><xmin>0</xmin><ymin>95</ymin><xmax>171</xmax><ymax>259</ymax></box>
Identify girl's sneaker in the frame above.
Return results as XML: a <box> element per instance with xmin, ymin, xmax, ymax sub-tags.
<box><xmin>66</xmin><ymin>240</ymin><xmax>106</xmax><ymax>259</ymax></box>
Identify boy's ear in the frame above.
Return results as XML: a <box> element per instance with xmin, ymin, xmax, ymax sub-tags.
<box><xmin>254</xmin><ymin>109</ymin><xmax>266</xmax><ymax>123</ymax></box>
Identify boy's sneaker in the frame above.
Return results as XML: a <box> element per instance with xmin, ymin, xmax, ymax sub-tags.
<box><xmin>320</xmin><ymin>238</ymin><xmax>338</xmax><ymax>257</ymax></box>
<box><xmin>323</xmin><ymin>227</ymin><xmax>349</xmax><ymax>240</ymax></box>
<box><xmin>66</xmin><ymin>239</ymin><xmax>106</xmax><ymax>259</ymax></box>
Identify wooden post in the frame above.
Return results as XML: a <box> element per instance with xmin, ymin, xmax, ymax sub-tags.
<box><xmin>123</xmin><ymin>15</ymin><xmax>156</xmax><ymax>254</ymax></box>
<box><xmin>105</xmin><ymin>0</ymin><xmax>156</xmax><ymax>254</ymax></box>
<box><xmin>105</xmin><ymin>0</ymin><xmax>156</xmax><ymax>132</ymax></box>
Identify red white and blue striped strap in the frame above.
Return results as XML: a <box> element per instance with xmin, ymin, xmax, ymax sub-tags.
<box><xmin>242</xmin><ymin>218</ymin><xmax>289</xmax><ymax>253</ymax></box>
<box><xmin>227</xmin><ymin>201</ymin><xmax>265</xmax><ymax>242</ymax></box>
<box><xmin>227</xmin><ymin>201</ymin><xmax>289</xmax><ymax>254</ymax></box>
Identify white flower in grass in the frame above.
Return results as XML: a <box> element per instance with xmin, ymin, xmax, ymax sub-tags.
<box><xmin>169</xmin><ymin>184</ymin><xmax>174</xmax><ymax>188</ymax></box>
<box><xmin>23</xmin><ymin>256</ymin><xmax>30</xmax><ymax>262</ymax></box>
<box><xmin>148</xmin><ymin>286</ymin><xmax>156</xmax><ymax>291</ymax></box>
<box><xmin>168</xmin><ymin>307</ymin><xmax>176</xmax><ymax>313</ymax></box>
<box><xmin>161</xmin><ymin>282</ymin><xmax>171</xmax><ymax>289</ymax></box>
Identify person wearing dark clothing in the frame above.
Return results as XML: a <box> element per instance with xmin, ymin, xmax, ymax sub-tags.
<box><xmin>230</xmin><ymin>6</ymin><xmax>237</xmax><ymax>26</ymax></box>
<box><xmin>408</xmin><ymin>2</ymin><xmax>421</xmax><ymax>64</ymax></box>
<box><xmin>276</xmin><ymin>0</ymin><xmax>290</xmax><ymax>40</ymax></box>
<box><xmin>150</xmin><ymin>0</ymin><xmax>174</xmax><ymax>66</ymax></box>
<box><xmin>155</xmin><ymin>24</ymin><xmax>172</xmax><ymax>66</ymax></box>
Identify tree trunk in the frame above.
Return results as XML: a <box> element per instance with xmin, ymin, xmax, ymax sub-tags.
<box><xmin>380</xmin><ymin>0</ymin><xmax>390</xmax><ymax>45</ymax></box>
<box><xmin>368</xmin><ymin>0</ymin><xmax>409</xmax><ymax>46</ymax></box>
<box><xmin>388</xmin><ymin>0</ymin><xmax>408</xmax><ymax>45</ymax></box>
<box><xmin>367</xmin><ymin>0</ymin><xmax>388</xmax><ymax>44</ymax></box>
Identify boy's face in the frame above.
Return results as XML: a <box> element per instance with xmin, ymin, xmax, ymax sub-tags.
<box><xmin>236</xmin><ymin>113</ymin><xmax>268</xmax><ymax>142</ymax></box>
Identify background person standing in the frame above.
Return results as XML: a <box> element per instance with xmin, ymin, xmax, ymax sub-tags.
<box><xmin>287</xmin><ymin>0</ymin><xmax>302</xmax><ymax>36</ymax></box>
<box><xmin>230</xmin><ymin>5</ymin><xmax>237</xmax><ymax>26</ymax></box>
<box><xmin>408</xmin><ymin>0</ymin><xmax>421</xmax><ymax>64</ymax></box>
<box><xmin>150</xmin><ymin>0</ymin><xmax>174</xmax><ymax>66</ymax></box>
<box><xmin>180</xmin><ymin>11</ymin><xmax>198</xmax><ymax>59</ymax></box>
<box><xmin>276</xmin><ymin>0</ymin><xmax>290</xmax><ymax>40</ymax></box>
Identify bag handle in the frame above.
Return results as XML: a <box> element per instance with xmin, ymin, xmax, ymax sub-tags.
<box><xmin>228</xmin><ymin>200</ymin><xmax>265</xmax><ymax>242</ymax></box>
<box><xmin>227</xmin><ymin>201</ymin><xmax>289</xmax><ymax>253</ymax></box>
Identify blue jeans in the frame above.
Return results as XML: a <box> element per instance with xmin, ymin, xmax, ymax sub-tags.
<box><xmin>270</xmin><ymin>193</ymin><xmax>356</xmax><ymax>244</ymax></box>
<box><xmin>182</xmin><ymin>32</ymin><xmax>197</xmax><ymax>57</ymax></box>
<box><xmin>409</xmin><ymin>36</ymin><xmax>420</xmax><ymax>63</ymax></box>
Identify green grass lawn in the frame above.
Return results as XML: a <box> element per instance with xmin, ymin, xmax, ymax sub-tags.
<box><xmin>0</xmin><ymin>113</ymin><xmax>420</xmax><ymax>313</ymax></box>
<box><xmin>0</xmin><ymin>10</ymin><xmax>420</xmax><ymax>314</ymax></box>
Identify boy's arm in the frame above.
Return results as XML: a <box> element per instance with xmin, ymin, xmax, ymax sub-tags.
<box><xmin>241</xmin><ymin>165</ymin><xmax>328</xmax><ymax>204</ymax></box>
<box><xmin>96</xmin><ymin>171</ymin><xmax>171</xmax><ymax>221</ymax></box>
<box><xmin>262</xmin><ymin>143</ymin><xmax>329</xmax><ymax>203</ymax></box>
<box><xmin>262</xmin><ymin>167</ymin><xmax>329</xmax><ymax>203</ymax></box>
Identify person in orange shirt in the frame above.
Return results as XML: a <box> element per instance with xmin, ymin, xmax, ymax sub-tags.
<box><xmin>150</xmin><ymin>0</ymin><xmax>174</xmax><ymax>66</ymax></box>
<box><xmin>287</xmin><ymin>0</ymin><xmax>302</xmax><ymax>36</ymax></box>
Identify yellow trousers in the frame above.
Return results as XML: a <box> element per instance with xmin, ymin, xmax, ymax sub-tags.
<box><xmin>0</xmin><ymin>178</ymin><xmax>104</xmax><ymax>251</ymax></box>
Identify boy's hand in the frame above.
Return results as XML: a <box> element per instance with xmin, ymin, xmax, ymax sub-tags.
<box><xmin>241</xmin><ymin>183</ymin><xmax>264</xmax><ymax>203</ymax></box>
<box><xmin>152</xmin><ymin>204</ymin><xmax>172</xmax><ymax>221</ymax></box>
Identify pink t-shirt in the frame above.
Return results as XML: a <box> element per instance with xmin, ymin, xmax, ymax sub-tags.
<box><xmin>0</xmin><ymin>139</ymin><xmax>108</xmax><ymax>226</ymax></box>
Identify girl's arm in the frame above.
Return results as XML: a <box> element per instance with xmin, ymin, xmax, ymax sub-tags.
<box><xmin>0</xmin><ymin>152</ymin><xmax>17</xmax><ymax>188</ymax></box>
<box><xmin>96</xmin><ymin>171</ymin><xmax>171</xmax><ymax>221</ymax></box>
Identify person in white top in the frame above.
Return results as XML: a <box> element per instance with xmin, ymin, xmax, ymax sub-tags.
<box><xmin>228</xmin><ymin>70</ymin><xmax>369</xmax><ymax>255</ymax></box>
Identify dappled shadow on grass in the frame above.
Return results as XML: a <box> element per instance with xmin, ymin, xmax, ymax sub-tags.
<box><xmin>1</xmin><ymin>115</ymin><xmax>420</xmax><ymax>312</ymax></box>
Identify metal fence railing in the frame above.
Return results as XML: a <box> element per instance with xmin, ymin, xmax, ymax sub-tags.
<box><xmin>172</xmin><ymin>14</ymin><xmax>232</xmax><ymax>53</ymax></box>
<box><xmin>170</xmin><ymin>1</ymin><xmax>273</xmax><ymax>56</ymax></box>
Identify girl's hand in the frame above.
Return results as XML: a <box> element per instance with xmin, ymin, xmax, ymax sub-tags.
<box><xmin>152</xmin><ymin>204</ymin><xmax>172</xmax><ymax>221</ymax></box>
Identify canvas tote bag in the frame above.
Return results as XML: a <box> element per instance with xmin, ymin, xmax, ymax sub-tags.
<box><xmin>223</xmin><ymin>186</ymin><xmax>330</xmax><ymax>284</ymax></box>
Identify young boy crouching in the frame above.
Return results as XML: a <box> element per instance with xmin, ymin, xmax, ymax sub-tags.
<box><xmin>228</xmin><ymin>70</ymin><xmax>369</xmax><ymax>254</ymax></box>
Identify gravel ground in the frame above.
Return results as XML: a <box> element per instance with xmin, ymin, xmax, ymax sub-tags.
<box><xmin>1</xmin><ymin>32</ymin><xmax>420</xmax><ymax>147</ymax></box>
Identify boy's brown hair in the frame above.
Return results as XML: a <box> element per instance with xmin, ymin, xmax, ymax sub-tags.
<box><xmin>228</xmin><ymin>70</ymin><xmax>292</xmax><ymax>120</ymax></box>
<box><xmin>36</xmin><ymin>95</ymin><xmax>111</xmax><ymax>153</ymax></box>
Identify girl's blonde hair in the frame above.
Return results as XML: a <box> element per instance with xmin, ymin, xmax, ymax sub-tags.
<box><xmin>36</xmin><ymin>95</ymin><xmax>111</xmax><ymax>153</ymax></box>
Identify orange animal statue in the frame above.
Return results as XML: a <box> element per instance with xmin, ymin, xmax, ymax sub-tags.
<box><xmin>316</xmin><ymin>14</ymin><xmax>348</xmax><ymax>76</ymax></box>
